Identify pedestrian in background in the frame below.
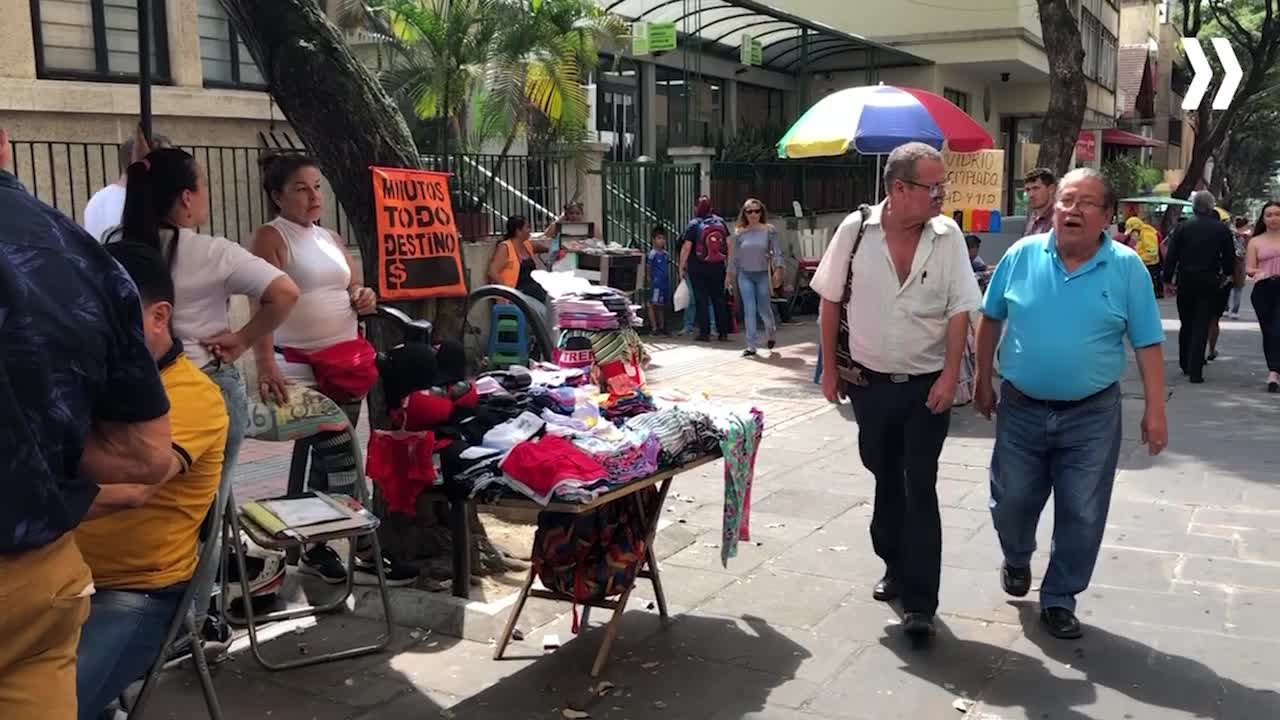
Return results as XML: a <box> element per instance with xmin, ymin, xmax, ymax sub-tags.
<box><xmin>1022</xmin><ymin>168</ymin><xmax>1057</xmax><ymax>237</ymax></box>
<box><xmin>679</xmin><ymin>195</ymin><xmax>731</xmax><ymax>343</ymax></box>
<box><xmin>728</xmin><ymin>198</ymin><xmax>782</xmax><ymax>356</ymax></box>
<box><xmin>0</xmin><ymin>127</ymin><xmax>176</xmax><ymax>719</ymax></box>
<box><xmin>82</xmin><ymin>130</ymin><xmax>172</xmax><ymax>242</ymax></box>
<box><xmin>646</xmin><ymin>226</ymin><xmax>670</xmax><ymax>336</ymax></box>
<box><xmin>975</xmin><ymin>168</ymin><xmax>1167</xmax><ymax>640</ymax></box>
<box><xmin>813</xmin><ymin>142</ymin><xmax>982</xmax><ymax>639</ymax></box>
<box><xmin>1246</xmin><ymin>201</ymin><xmax>1280</xmax><ymax>393</ymax></box>
<box><xmin>1163</xmin><ymin>191</ymin><xmax>1235</xmax><ymax>384</ymax></box>
<box><xmin>1229</xmin><ymin>216</ymin><xmax>1251</xmax><ymax>319</ymax></box>
<box><xmin>1125</xmin><ymin>215</ymin><xmax>1163</xmax><ymax>297</ymax></box>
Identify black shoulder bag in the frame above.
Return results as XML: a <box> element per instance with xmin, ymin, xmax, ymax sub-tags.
<box><xmin>834</xmin><ymin>204</ymin><xmax>872</xmax><ymax>385</ymax></box>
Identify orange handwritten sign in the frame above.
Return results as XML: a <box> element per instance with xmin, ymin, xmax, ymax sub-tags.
<box><xmin>371</xmin><ymin>166</ymin><xmax>468</xmax><ymax>300</ymax></box>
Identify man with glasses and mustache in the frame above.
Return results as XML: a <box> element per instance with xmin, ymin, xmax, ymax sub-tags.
<box><xmin>973</xmin><ymin>168</ymin><xmax>1168</xmax><ymax>640</ymax></box>
<box><xmin>812</xmin><ymin>142</ymin><xmax>982</xmax><ymax>639</ymax></box>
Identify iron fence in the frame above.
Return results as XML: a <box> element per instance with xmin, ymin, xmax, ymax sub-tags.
<box><xmin>601</xmin><ymin>161</ymin><xmax>700</xmax><ymax>255</ymax></box>
<box><xmin>9</xmin><ymin>140</ymin><xmax>579</xmax><ymax>247</ymax></box>
<box><xmin>711</xmin><ymin>158</ymin><xmax>878</xmax><ymax>216</ymax></box>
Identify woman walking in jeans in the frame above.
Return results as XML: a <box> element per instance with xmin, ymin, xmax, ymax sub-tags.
<box><xmin>1246</xmin><ymin>201</ymin><xmax>1280</xmax><ymax>393</ymax></box>
<box><xmin>728</xmin><ymin>198</ymin><xmax>782</xmax><ymax>356</ymax></box>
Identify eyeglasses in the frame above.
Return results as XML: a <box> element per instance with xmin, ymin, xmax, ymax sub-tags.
<box><xmin>1056</xmin><ymin>196</ymin><xmax>1108</xmax><ymax>212</ymax></box>
<box><xmin>903</xmin><ymin>179</ymin><xmax>947</xmax><ymax>199</ymax></box>
<box><xmin>745</xmin><ymin>208</ymin><xmax>762</xmax><ymax>215</ymax></box>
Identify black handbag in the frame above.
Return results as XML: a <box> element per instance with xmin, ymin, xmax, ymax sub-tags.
<box><xmin>834</xmin><ymin>204</ymin><xmax>873</xmax><ymax>385</ymax></box>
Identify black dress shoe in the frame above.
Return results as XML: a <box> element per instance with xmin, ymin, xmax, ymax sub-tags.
<box><xmin>1001</xmin><ymin>563</ymin><xmax>1031</xmax><ymax>597</ymax></box>
<box><xmin>902</xmin><ymin>612</ymin><xmax>936</xmax><ymax>638</ymax></box>
<box><xmin>1189</xmin><ymin>375</ymin><xmax>1205</xmax><ymax>384</ymax></box>
<box><xmin>1041</xmin><ymin>607</ymin><xmax>1084</xmax><ymax>639</ymax></box>
<box><xmin>872</xmin><ymin>575</ymin><xmax>899</xmax><ymax>602</ymax></box>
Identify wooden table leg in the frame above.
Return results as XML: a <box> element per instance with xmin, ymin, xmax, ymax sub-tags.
<box><xmin>590</xmin><ymin>586</ymin><xmax>634</xmax><ymax>678</ymax></box>
<box><xmin>494</xmin><ymin>566</ymin><xmax>536</xmax><ymax>660</ymax></box>
<box><xmin>451</xmin><ymin>499</ymin><xmax>471</xmax><ymax>599</ymax></box>
<box><xmin>636</xmin><ymin>478</ymin><xmax>673</xmax><ymax>622</ymax></box>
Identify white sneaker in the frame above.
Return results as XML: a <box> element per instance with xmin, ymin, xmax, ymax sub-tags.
<box><xmin>1230</xmin><ymin>312</ymin><xmax>1240</xmax><ymax>320</ymax></box>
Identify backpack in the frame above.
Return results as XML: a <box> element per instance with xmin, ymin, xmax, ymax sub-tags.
<box><xmin>532</xmin><ymin>487</ymin><xmax>656</xmax><ymax>632</ymax></box>
<box><xmin>693</xmin><ymin>217</ymin><xmax>729</xmax><ymax>263</ymax></box>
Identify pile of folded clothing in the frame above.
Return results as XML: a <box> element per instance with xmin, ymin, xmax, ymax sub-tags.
<box><xmin>553</xmin><ymin>287</ymin><xmax>641</xmax><ymax>331</ymax></box>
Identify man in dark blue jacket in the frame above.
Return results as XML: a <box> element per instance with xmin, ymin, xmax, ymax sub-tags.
<box><xmin>0</xmin><ymin>127</ymin><xmax>175</xmax><ymax>718</ymax></box>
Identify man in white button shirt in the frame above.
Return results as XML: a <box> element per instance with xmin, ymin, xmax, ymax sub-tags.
<box><xmin>82</xmin><ymin>132</ymin><xmax>171</xmax><ymax>242</ymax></box>
<box><xmin>812</xmin><ymin>142</ymin><xmax>982</xmax><ymax>639</ymax></box>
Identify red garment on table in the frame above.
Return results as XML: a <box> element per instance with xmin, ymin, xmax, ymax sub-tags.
<box><xmin>499</xmin><ymin>435</ymin><xmax>609</xmax><ymax>504</ymax></box>
<box><xmin>366</xmin><ymin>429</ymin><xmax>438</xmax><ymax>515</ymax></box>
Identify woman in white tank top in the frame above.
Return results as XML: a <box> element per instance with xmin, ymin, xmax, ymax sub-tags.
<box><xmin>251</xmin><ymin>155</ymin><xmax>374</xmax><ymax>394</ymax></box>
<box><xmin>250</xmin><ymin>154</ymin><xmax>417</xmax><ymax>586</ymax></box>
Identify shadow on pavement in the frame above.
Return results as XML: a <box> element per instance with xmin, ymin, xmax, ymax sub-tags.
<box><xmin>882</xmin><ymin>602</ymin><xmax>1280</xmax><ymax>720</ymax></box>
<box><xmin>400</xmin><ymin>611</ymin><xmax>812</xmax><ymax>719</ymax></box>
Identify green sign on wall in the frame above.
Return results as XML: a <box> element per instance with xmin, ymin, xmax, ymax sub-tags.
<box><xmin>739</xmin><ymin>34</ymin><xmax>762</xmax><ymax>66</ymax></box>
<box><xmin>647</xmin><ymin>22</ymin><xmax>677</xmax><ymax>53</ymax></box>
<box><xmin>632</xmin><ymin>22</ymin><xmax>649</xmax><ymax>55</ymax></box>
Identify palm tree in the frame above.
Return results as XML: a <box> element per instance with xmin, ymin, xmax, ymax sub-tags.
<box><xmin>341</xmin><ymin>0</ymin><xmax>624</xmax><ymax>204</ymax></box>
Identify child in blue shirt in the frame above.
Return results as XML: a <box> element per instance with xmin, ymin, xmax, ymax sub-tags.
<box><xmin>647</xmin><ymin>226</ymin><xmax>670</xmax><ymax>335</ymax></box>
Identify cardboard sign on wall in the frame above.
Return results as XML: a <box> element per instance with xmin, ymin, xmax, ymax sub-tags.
<box><xmin>942</xmin><ymin>149</ymin><xmax>1004</xmax><ymax>213</ymax></box>
<box><xmin>371</xmin><ymin>166</ymin><xmax>468</xmax><ymax>300</ymax></box>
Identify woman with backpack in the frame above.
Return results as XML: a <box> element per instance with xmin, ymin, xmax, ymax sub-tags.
<box><xmin>728</xmin><ymin>198</ymin><xmax>782</xmax><ymax>356</ymax></box>
<box><xmin>249</xmin><ymin>152</ymin><xmax>418</xmax><ymax>586</ymax></box>
<box><xmin>678</xmin><ymin>195</ymin><xmax>731</xmax><ymax>342</ymax></box>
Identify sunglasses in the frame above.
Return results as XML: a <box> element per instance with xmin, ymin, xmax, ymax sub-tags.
<box><xmin>745</xmin><ymin>208</ymin><xmax>763</xmax><ymax>214</ymax></box>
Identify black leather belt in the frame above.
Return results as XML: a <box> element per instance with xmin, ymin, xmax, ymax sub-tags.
<box><xmin>853</xmin><ymin>364</ymin><xmax>940</xmax><ymax>385</ymax></box>
<box><xmin>1005</xmin><ymin>382</ymin><xmax>1114</xmax><ymax>411</ymax></box>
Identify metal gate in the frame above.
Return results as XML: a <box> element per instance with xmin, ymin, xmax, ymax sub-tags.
<box><xmin>600</xmin><ymin>161</ymin><xmax>699</xmax><ymax>254</ymax></box>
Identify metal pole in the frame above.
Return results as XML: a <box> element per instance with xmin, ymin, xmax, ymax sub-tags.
<box><xmin>137</xmin><ymin>0</ymin><xmax>153</xmax><ymax>140</ymax></box>
<box><xmin>874</xmin><ymin>154</ymin><xmax>881</xmax><ymax>203</ymax></box>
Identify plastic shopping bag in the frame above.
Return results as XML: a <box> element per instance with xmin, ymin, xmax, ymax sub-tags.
<box><xmin>673</xmin><ymin>278</ymin><xmax>691</xmax><ymax>311</ymax></box>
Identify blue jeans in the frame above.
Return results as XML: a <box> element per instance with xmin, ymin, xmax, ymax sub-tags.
<box><xmin>737</xmin><ymin>270</ymin><xmax>776</xmax><ymax>351</ymax></box>
<box><xmin>197</xmin><ymin>363</ymin><xmax>248</xmax><ymax>628</ymax></box>
<box><xmin>76</xmin><ymin>586</ymin><xmax>185</xmax><ymax>719</ymax></box>
<box><xmin>989</xmin><ymin>381</ymin><xmax>1123</xmax><ymax>612</ymax></box>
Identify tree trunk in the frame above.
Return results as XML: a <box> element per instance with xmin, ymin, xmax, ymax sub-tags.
<box><xmin>218</xmin><ymin>0</ymin><xmax>500</xmax><ymax>580</ymax></box>
<box><xmin>1034</xmin><ymin>0</ymin><xmax>1088</xmax><ymax>179</ymax></box>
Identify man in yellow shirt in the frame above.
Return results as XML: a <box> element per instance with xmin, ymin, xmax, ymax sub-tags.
<box><xmin>75</xmin><ymin>242</ymin><xmax>229</xmax><ymax>719</ymax></box>
<box><xmin>1126</xmin><ymin>215</ymin><xmax>1163</xmax><ymax>298</ymax></box>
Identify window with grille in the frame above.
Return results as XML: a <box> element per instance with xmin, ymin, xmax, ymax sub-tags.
<box><xmin>198</xmin><ymin>0</ymin><xmax>264</xmax><ymax>88</ymax></box>
<box><xmin>31</xmin><ymin>0</ymin><xmax>169</xmax><ymax>81</ymax></box>
<box><xmin>943</xmin><ymin>87</ymin><xmax>971</xmax><ymax>114</ymax></box>
<box><xmin>1080</xmin><ymin>8</ymin><xmax>1117</xmax><ymax>91</ymax></box>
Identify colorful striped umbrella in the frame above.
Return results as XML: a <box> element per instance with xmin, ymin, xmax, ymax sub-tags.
<box><xmin>777</xmin><ymin>84</ymin><xmax>994</xmax><ymax>159</ymax></box>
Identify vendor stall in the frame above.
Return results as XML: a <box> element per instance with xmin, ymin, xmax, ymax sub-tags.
<box><xmin>365</xmin><ymin>275</ymin><xmax>764</xmax><ymax>675</ymax></box>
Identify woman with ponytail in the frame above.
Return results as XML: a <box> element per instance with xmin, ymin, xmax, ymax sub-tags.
<box><xmin>105</xmin><ymin>135</ymin><xmax>300</xmax><ymax>611</ymax></box>
<box><xmin>248</xmin><ymin>152</ymin><xmax>417</xmax><ymax>586</ymax></box>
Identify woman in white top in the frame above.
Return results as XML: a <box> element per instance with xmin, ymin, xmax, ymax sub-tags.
<box><xmin>250</xmin><ymin>153</ymin><xmax>416</xmax><ymax>586</ymax></box>
<box><xmin>107</xmin><ymin>144</ymin><xmax>301</xmax><ymax>618</ymax></box>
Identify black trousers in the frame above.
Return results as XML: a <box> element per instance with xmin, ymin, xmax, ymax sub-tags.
<box><xmin>1176</xmin><ymin>281</ymin><xmax>1219</xmax><ymax>380</ymax></box>
<box><xmin>690</xmin><ymin>262</ymin><xmax>729</xmax><ymax>339</ymax></box>
<box><xmin>847</xmin><ymin>372</ymin><xmax>951</xmax><ymax>616</ymax></box>
<box><xmin>1253</xmin><ymin>278</ymin><xmax>1280</xmax><ymax>372</ymax></box>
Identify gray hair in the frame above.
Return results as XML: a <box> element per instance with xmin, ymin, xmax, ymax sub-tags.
<box><xmin>118</xmin><ymin>133</ymin><xmax>172</xmax><ymax>173</ymax></box>
<box><xmin>1057</xmin><ymin>167</ymin><xmax>1117</xmax><ymax>212</ymax></box>
<box><xmin>883</xmin><ymin>142</ymin><xmax>944</xmax><ymax>192</ymax></box>
<box><xmin>1191</xmin><ymin>190</ymin><xmax>1216</xmax><ymax>216</ymax></box>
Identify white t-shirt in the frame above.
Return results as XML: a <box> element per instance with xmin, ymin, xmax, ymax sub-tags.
<box><xmin>809</xmin><ymin>202</ymin><xmax>982</xmax><ymax>375</ymax></box>
<box><xmin>162</xmin><ymin>228</ymin><xmax>286</xmax><ymax>369</ymax></box>
<box><xmin>83</xmin><ymin>183</ymin><xmax>127</xmax><ymax>242</ymax></box>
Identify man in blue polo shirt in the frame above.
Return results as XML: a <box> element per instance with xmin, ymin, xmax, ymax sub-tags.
<box><xmin>973</xmin><ymin>168</ymin><xmax>1167</xmax><ymax>640</ymax></box>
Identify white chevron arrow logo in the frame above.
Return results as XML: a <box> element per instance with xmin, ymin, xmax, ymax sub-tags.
<box><xmin>1211</xmin><ymin>37</ymin><xmax>1243</xmax><ymax>110</ymax></box>
<box><xmin>1181</xmin><ymin>37</ymin><xmax>1244</xmax><ymax>111</ymax></box>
